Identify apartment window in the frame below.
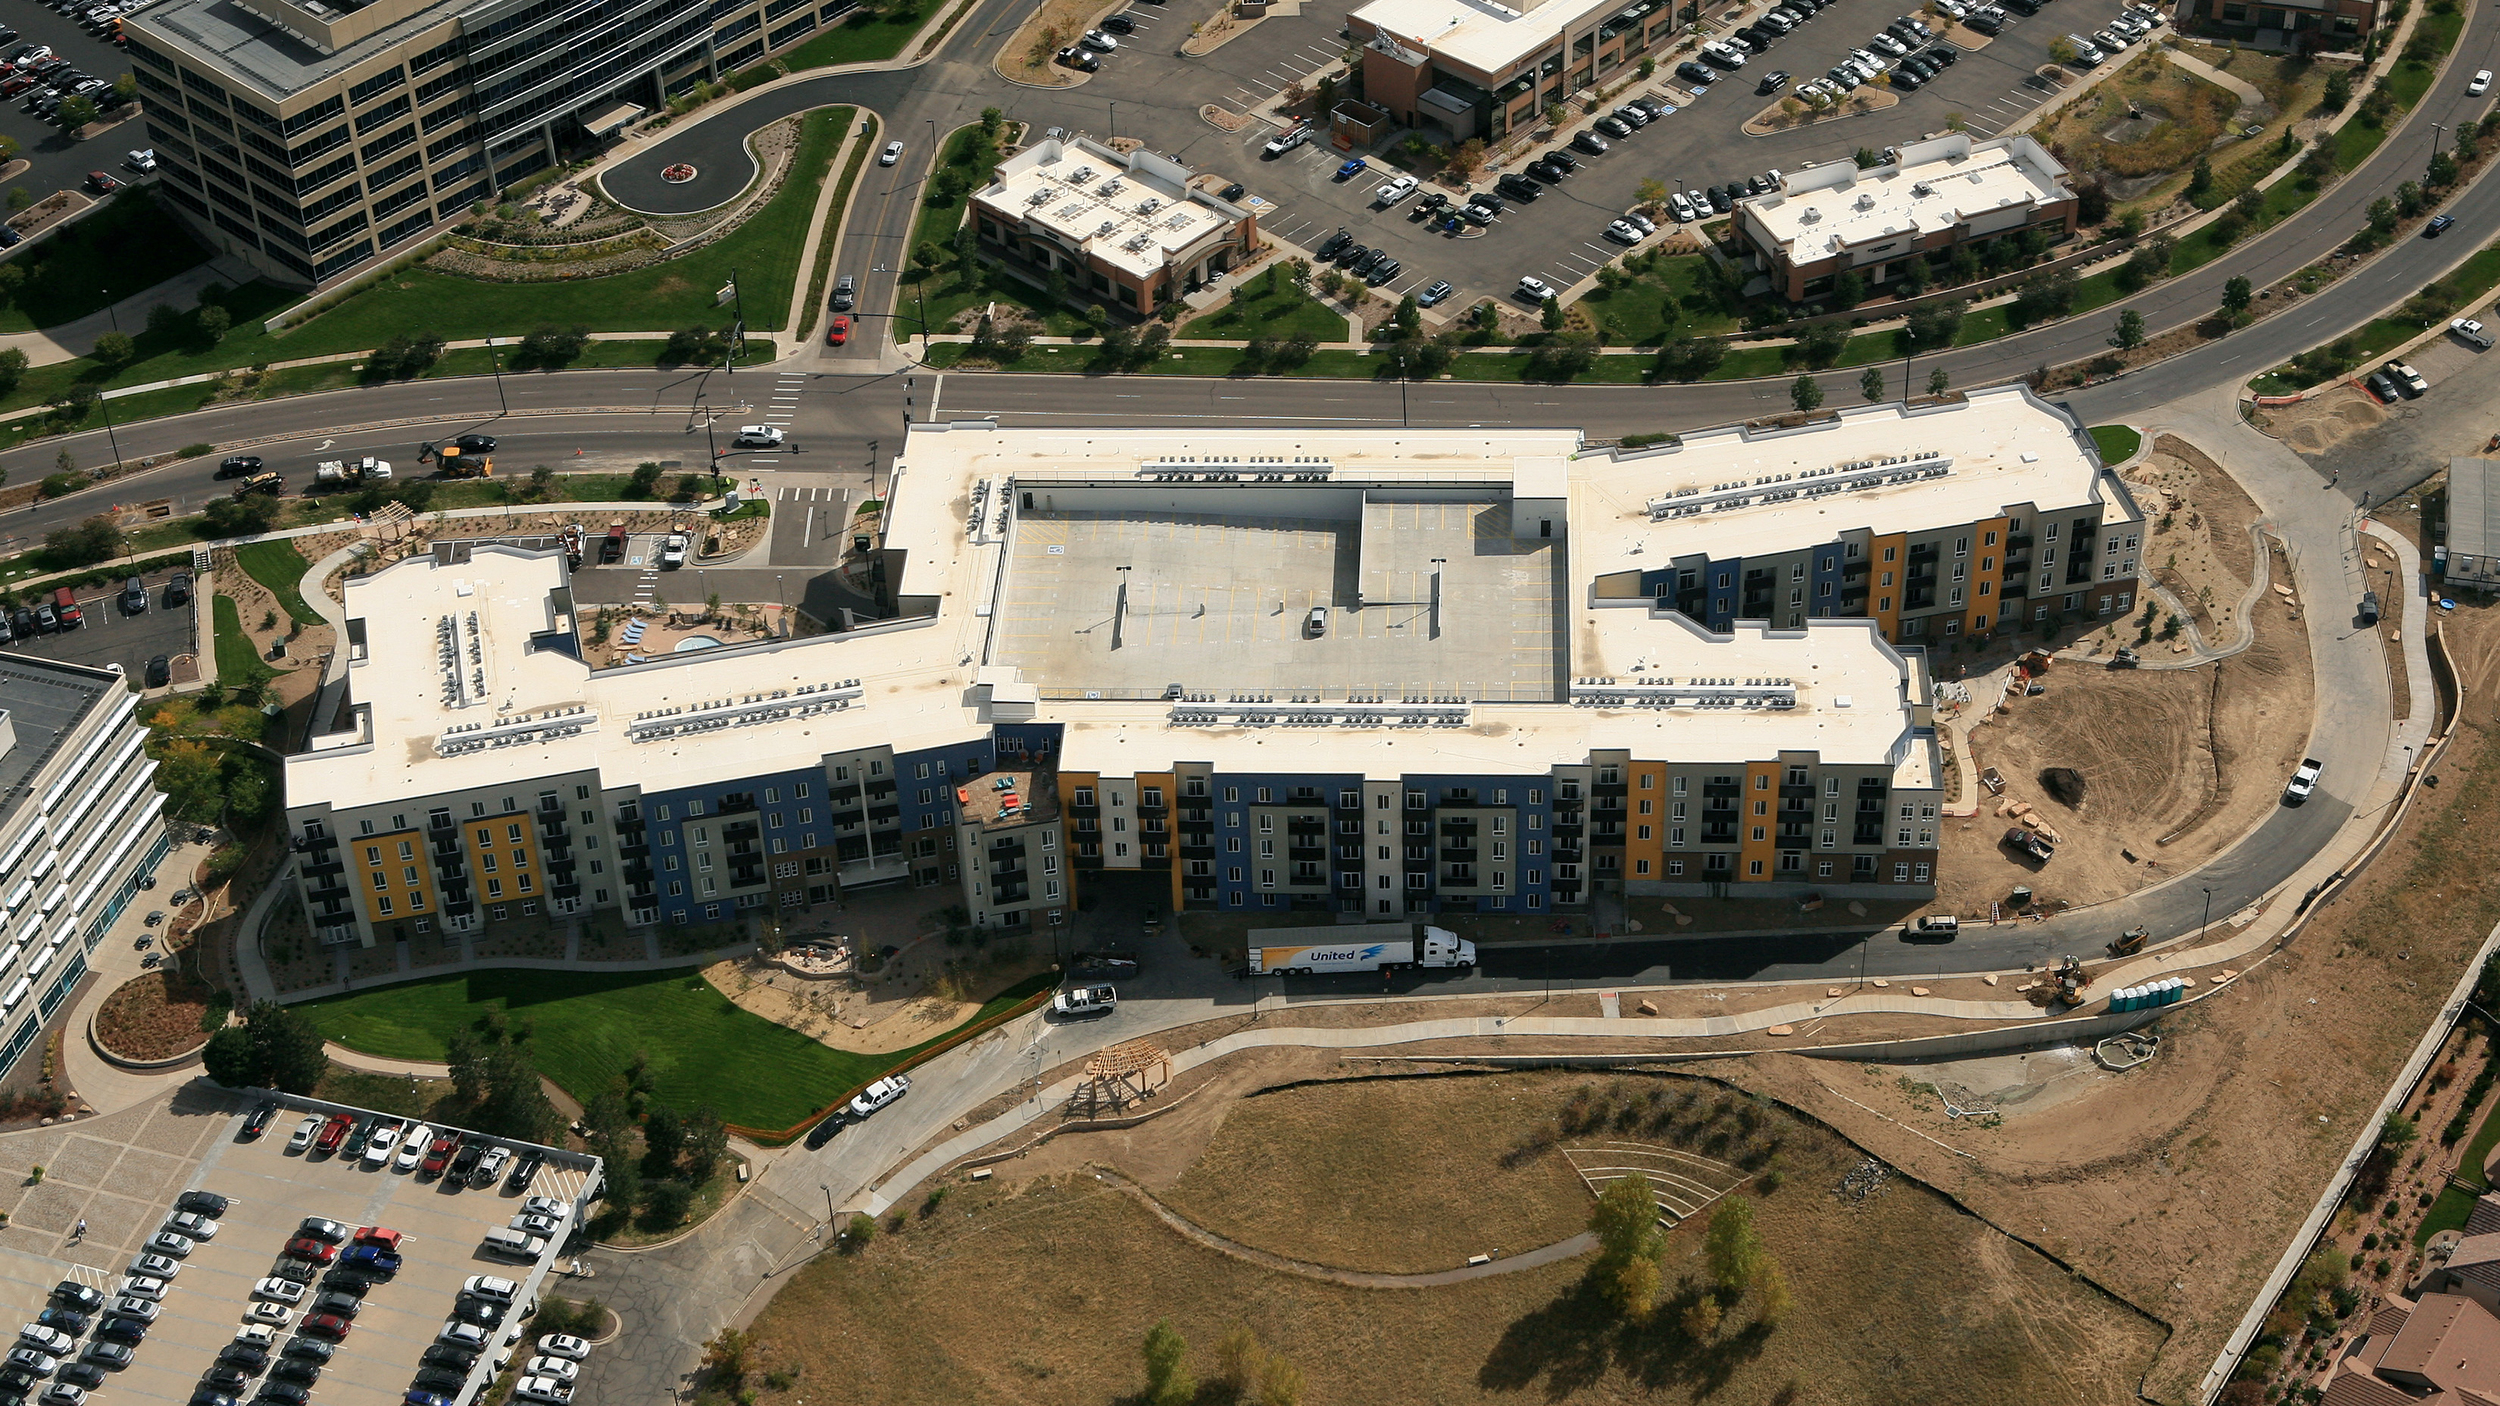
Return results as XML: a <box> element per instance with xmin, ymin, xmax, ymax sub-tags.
<box><xmin>376</xmin><ymin>896</ymin><xmax>393</xmax><ymax>915</ymax></box>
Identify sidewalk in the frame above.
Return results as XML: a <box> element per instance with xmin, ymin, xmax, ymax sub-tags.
<box><xmin>0</xmin><ymin>256</ymin><xmax>261</xmax><ymax>370</ymax></box>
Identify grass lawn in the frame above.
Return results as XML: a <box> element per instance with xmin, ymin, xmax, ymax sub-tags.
<box><xmin>1177</xmin><ymin>275</ymin><xmax>1347</xmax><ymax>342</ymax></box>
<box><xmin>232</xmin><ymin>541</ymin><xmax>319</xmax><ymax>629</ymax></box>
<box><xmin>1576</xmin><ymin>254</ymin><xmax>1741</xmax><ymax>346</ymax></box>
<box><xmin>300</xmin><ymin>965</ymin><xmax>1054</xmax><ymax>1132</ymax></box>
<box><xmin>211</xmin><ymin>594</ymin><xmax>276</xmax><ymax>689</ymax></box>
<box><xmin>779</xmin><ymin>8</ymin><xmax>924</xmax><ymax>68</ymax></box>
<box><xmin>0</xmin><ymin>192</ymin><xmax>214</xmax><ymax>333</ymax></box>
<box><xmin>742</xmin><ymin>1071</ymin><xmax>2165</xmax><ymax>1406</ymax></box>
<box><xmin>2089</xmin><ymin>425</ymin><xmax>2143</xmax><ymax>462</ymax></box>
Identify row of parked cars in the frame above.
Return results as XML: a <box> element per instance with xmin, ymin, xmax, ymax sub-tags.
<box><xmin>2061</xmin><ymin>3</ymin><xmax>2166</xmax><ymax>65</ymax></box>
<box><xmin>274</xmin><ymin>1105</ymin><xmax>549</xmax><ymax>1201</ymax></box>
<box><xmin>35</xmin><ymin>0</ymin><xmax>155</xmax><ymax>42</ymax></box>
<box><xmin>5</xmin><ymin>43</ymin><xmax>115</xmax><ymax>130</ymax></box>
<box><xmin>1055</xmin><ymin>9</ymin><xmax>1140</xmax><ymax>70</ymax></box>
<box><xmin>0</xmin><ymin>1191</ymin><xmax>239</xmax><ymax>1403</ymax></box>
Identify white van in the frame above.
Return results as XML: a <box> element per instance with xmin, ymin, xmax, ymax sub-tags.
<box><xmin>2064</xmin><ymin>33</ymin><xmax>2104</xmax><ymax>62</ymax></box>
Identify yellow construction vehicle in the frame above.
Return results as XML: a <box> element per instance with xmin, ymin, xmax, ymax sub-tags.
<box><xmin>2048</xmin><ymin>954</ymin><xmax>2091</xmax><ymax>1007</ymax></box>
<box><xmin>2109</xmin><ymin>926</ymin><xmax>2150</xmax><ymax>957</ymax></box>
<box><xmin>436</xmin><ymin>445</ymin><xmax>493</xmax><ymax>479</ymax></box>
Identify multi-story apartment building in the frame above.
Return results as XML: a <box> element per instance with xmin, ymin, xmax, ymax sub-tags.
<box><xmin>124</xmin><ymin>0</ymin><xmax>859</xmax><ymax>289</ymax></box>
<box><xmin>1735</xmin><ymin>134</ymin><xmax>2078</xmax><ymax>302</ymax></box>
<box><xmin>1350</xmin><ymin>0</ymin><xmax>1681</xmax><ymax>146</ymax></box>
<box><xmin>969</xmin><ymin>137</ymin><xmax>1259</xmax><ymax>317</ymax></box>
<box><xmin>1580</xmin><ymin>388</ymin><xmax>2144</xmax><ymax>645</ymax></box>
<box><xmin>286</xmin><ymin>399</ymin><xmax>2150</xmax><ymax>945</ymax></box>
<box><xmin>0</xmin><ymin>659</ymin><xmax>177</xmax><ymax>1080</ymax></box>
<box><xmin>2179</xmin><ymin>0</ymin><xmax>2380</xmax><ymax>50</ymax></box>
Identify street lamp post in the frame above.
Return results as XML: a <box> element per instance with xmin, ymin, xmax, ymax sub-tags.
<box><xmin>96</xmin><ymin>291</ymin><xmax>126</xmax><ymax>470</ymax></box>
<box><xmin>2199</xmin><ymin>884</ymin><xmax>2214</xmax><ymax>943</ymax></box>
<box><xmin>487</xmin><ymin>337</ymin><xmax>509</xmax><ymax>414</ymax></box>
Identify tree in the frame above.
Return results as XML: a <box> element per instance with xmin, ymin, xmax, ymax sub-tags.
<box><xmin>57</xmin><ymin>95</ymin><xmax>98</xmax><ymax>131</ymax></box>
<box><xmin>1790</xmin><ymin>374</ymin><xmax>1823</xmax><ymax>412</ymax></box>
<box><xmin>681</xmin><ymin>1107</ymin><xmax>729</xmax><ymax>1182</ymax></box>
<box><xmin>1860</xmin><ymin>365</ymin><xmax>1887</xmax><ymax>403</ymax></box>
<box><xmin>196</xmin><ymin>305</ymin><xmax>231</xmax><ymax>344</ymax></box>
<box><xmin>700</xmin><ymin>1327</ymin><xmax>753</xmax><ymax>1386</ymax></box>
<box><xmin>0</xmin><ymin>135</ymin><xmax>14</xmax><ymax>164</ymax></box>
<box><xmin>91</xmin><ymin>331</ymin><xmax>136</xmax><ymax>369</ymax></box>
<box><xmin>2109</xmin><ymin>308</ymin><xmax>2147</xmax><ymax>351</ymax></box>
<box><xmin>1705</xmin><ymin>1197</ymin><xmax>1769</xmax><ymax>1296</ymax></box>
<box><xmin>1832</xmin><ymin>270</ymin><xmax>1865</xmax><ymax>309</ymax></box>
<box><xmin>1854</xmin><ymin>146</ymin><xmax>1881</xmax><ymax>169</ymax></box>
<box><xmin>44</xmin><ymin>516</ymin><xmax>120</xmax><ymax>567</ymax></box>
<box><xmin>1258</xmin><ymin>1354</ymin><xmax>1307</xmax><ymax>1406</ymax></box>
<box><xmin>2322</xmin><ymin>69</ymin><xmax>2352</xmax><ymax>112</ymax></box>
<box><xmin>0</xmin><ymin>347</ymin><xmax>25</xmax><ymax>395</ymax></box>
<box><xmin>627</xmin><ymin>461</ymin><xmax>665</xmax><ymax>498</ymax></box>
<box><xmin>2047</xmin><ymin>37</ymin><xmax>2077</xmax><ymax>64</ymax></box>
<box><xmin>1539</xmin><ymin>294</ymin><xmax>1563</xmax><ymax>332</ymax></box>
<box><xmin>1681</xmin><ymin>1293</ymin><xmax>1723</xmax><ymax>1340</ymax></box>
<box><xmin>1450</xmin><ymin>138</ymin><xmax>1487</xmax><ymax>177</ymax></box>
<box><xmin>641</xmin><ymin>1179</ymin><xmax>695</xmax><ymax>1229</ymax></box>
<box><xmin>2396</xmin><ymin>180</ymin><xmax>2426</xmax><ymax>217</ymax></box>
<box><xmin>643</xmin><ymin>1104</ymin><xmax>686</xmax><ymax>1172</ymax></box>
<box><xmin>2187</xmin><ymin>155</ymin><xmax>2214</xmax><ymax>199</ymax></box>
<box><xmin>1215</xmin><ymin>1325</ymin><xmax>1263</xmax><ymax>1393</ymax></box>
<box><xmin>200</xmin><ymin>494</ymin><xmax>281</xmax><ymax>538</ymax></box>
<box><xmin>1142</xmin><ymin>1320</ymin><xmax>1194</xmax><ymax>1406</ymax></box>
<box><xmin>2076</xmin><ymin>177</ymin><xmax>2111</xmax><ymax>226</ymax></box>
<box><xmin>202</xmin><ymin>1025</ymin><xmax>258</xmax><ymax>1087</ymax></box>
<box><xmin>2429</xmin><ymin>149</ymin><xmax>2460</xmax><ymax>187</ymax></box>
<box><xmin>113</xmin><ymin>72</ymin><xmax>136</xmax><ymax>103</ymax></box>
<box><xmin>517</xmin><ymin>323</ymin><xmax>590</xmax><ymax>367</ymax></box>
<box><xmin>1904</xmin><ymin>298</ymin><xmax>1965</xmax><ymax>351</ymax></box>
<box><xmin>5</xmin><ymin>190</ymin><xmax>29</xmax><ymax>214</ymax></box>
<box><xmin>2118</xmin><ymin>235</ymin><xmax>2172</xmax><ymax>291</ymax></box>
<box><xmin>2368</xmin><ymin>196</ymin><xmax>2399</xmax><ymax>236</ymax></box>
<box><xmin>146</xmin><ymin>303</ymin><xmax>182</xmax><ymax>339</ymax></box>
<box><xmin>1794</xmin><ymin>319</ymin><xmax>1847</xmax><ymax>367</ymax></box>
<box><xmin>1758</xmin><ymin>1262</ymin><xmax>1793</xmax><ymax>1324</ymax></box>
<box><xmin>246</xmin><ymin>1002</ymin><xmax>328</xmax><ymax>1094</ymax></box>
<box><xmin>1636</xmin><ymin>177</ymin><xmax>1669</xmax><ymax>207</ymax></box>
<box><xmin>1928</xmin><ymin>367</ymin><xmax>1951</xmax><ymax>396</ymax></box>
<box><xmin>1591</xmin><ymin>1171</ymin><xmax>1664</xmax><ymax>1264</ymax></box>
<box><xmin>1657</xmin><ymin>336</ymin><xmax>1726</xmax><ymax>382</ymax></box>
<box><xmin>1894</xmin><ymin>256</ymin><xmax>1929</xmax><ymax>297</ymax></box>
<box><xmin>2221</xmin><ymin>275</ymin><xmax>2254</xmax><ymax>318</ymax></box>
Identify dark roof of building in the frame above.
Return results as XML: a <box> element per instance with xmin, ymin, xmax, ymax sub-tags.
<box><xmin>0</xmin><ymin>657</ymin><xmax>122</xmax><ymax>820</ymax></box>
<box><xmin>2465</xmin><ymin>1194</ymin><xmax>2500</xmax><ymax>1239</ymax></box>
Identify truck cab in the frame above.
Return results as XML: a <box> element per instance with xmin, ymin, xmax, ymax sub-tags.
<box><xmin>1418</xmin><ymin>926</ymin><xmax>1476</xmax><ymax>969</ymax></box>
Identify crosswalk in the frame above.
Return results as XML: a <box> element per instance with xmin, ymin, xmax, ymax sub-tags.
<box><xmin>775</xmin><ymin>482</ymin><xmax>852</xmax><ymax>554</ymax></box>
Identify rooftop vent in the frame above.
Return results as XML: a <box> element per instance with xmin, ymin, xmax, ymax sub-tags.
<box><xmin>1069</xmin><ymin>166</ymin><xmax>1098</xmax><ymax>184</ymax></box>
<box><xmin>1854</xmin><ymin>192</ymin><xmax>1876</xmax><ymax>210</ymax></box>
<box><xmin>1911</xmin><ymin>181</ymin><xmax>1932</xmax><ymax>197</ymax></box>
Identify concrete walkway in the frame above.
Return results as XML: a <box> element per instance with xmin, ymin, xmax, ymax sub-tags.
<box><xmin>779</xmin><ymin>119</ymin><xmax>870</xmax><ymax>353</ymax></box>
<box><xmin>0</xmin><ymin>257</ymin><xmax>260</xmax><ymax>368</ymax></box>
<box><xmin>2166</xmin><ymin>49</ymin><xmax>2270</xmax><ymax>112</ymax></box>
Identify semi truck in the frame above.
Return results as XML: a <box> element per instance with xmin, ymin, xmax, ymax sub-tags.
<box><xmin>313</xmin><ymin>457</ymin><xmax>392</xmax><ymax>488</ymax></box>
<box><xmin>1247</xmin><ymin>923</ymin><xmax>1476</xmax><ymax>976</ymax></box>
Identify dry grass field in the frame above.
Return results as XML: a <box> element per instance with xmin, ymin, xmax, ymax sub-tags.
<box><xmin>739</xmin><ymin>1072</ymin><xmax>2164</xmax><ymax>1406</ymax></box>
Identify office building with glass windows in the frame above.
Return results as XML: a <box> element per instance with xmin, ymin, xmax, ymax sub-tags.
<box><xmin>124</xmin><ymin>0</ymin><xmax>863</xmax><ymax>288</ymax></box>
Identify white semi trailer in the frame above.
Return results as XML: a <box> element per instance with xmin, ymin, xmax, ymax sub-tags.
<box><xmin>1247</xmin><ymin>923</ymin><xmax>1476</xmax><ymax>976</ymax></box>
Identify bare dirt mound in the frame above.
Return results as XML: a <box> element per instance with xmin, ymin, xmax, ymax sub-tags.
<box><xmin>1938</xmin><ymin>552</ymin><xmax>2311</xmax><ymax>912</ymax></box>
<box><xmin>2040</xmin><ymin>767</ymin><xmax>2088</xmax><ymax>808</ymax></box>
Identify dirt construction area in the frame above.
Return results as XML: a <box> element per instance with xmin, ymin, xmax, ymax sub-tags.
<box><xmin>2129</xmin><ymin>435</ymin><xmax>2269</xmax><ymax>653</ymax></box>
<box><xmin>1938</xmin><ymin>538</ymin><xmax>2312</xmax><ymax>915</ymax></box>
<box><xmin>2258</xmin><ymin>384</ymin><xmax>2389</xmax><ymax>455</ymax></box>
<box><xmin>743</xmin><ymin>1067</ymin><xmax>2165</xmax><ymax>1405</ymax></box>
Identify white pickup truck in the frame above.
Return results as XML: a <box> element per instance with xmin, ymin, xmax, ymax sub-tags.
<box><xmin>313</xmin><ymin>456</ymin><xmax>391</xmax><ymax>488</ymax></box>
<box><xmin>2282</xmin><ymin>757</ymin><xmax>2324</xmax><ymax>805</ymax></box>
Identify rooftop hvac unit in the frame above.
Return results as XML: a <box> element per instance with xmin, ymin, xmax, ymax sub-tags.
<box><xmin>1125</xmin><ymin>233</ymin><xmax>1151</xmax><ymax>251</ymax></box>
<box><xmin>1854</xmin><ymin>192</ymin><xmax>1876</xmax><ymax>210</ymax></box>
<box><xmin>1070</xmin><ymin>166</ymin><xmax>1098</xmax><ymax>183</ymax></box>
<box><xmin>1026</xmin><ymin>189</ymin><xmax>1052</xmax><ymax>206</ymax></box>
<box><xmin>1096</xmin><ymin>221</ymin><xmax>1116</xmax><ymax>236</ymax></box>
<box><xmin>1911</xmin><ymin>181</ymin><xmax>1932</xmax><ymax>197</ymax></box>
<box><xmin>1099</xmin><ymin>179</ymin><xmax>1124</xmax><ymax>196</ymax></box>
<box><xmin>1136</xmin><ymin>197</ymin><xmax>1161</xmax><ymax>215</ymax></box>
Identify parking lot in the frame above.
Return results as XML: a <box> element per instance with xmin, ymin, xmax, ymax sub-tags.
<box><xmin>1048</xmin><ymin>0</ymin><xmax>2150</xmax><ymax>310</ymax></box>
<box><xmin>0</xmin><ymin>566</ymin><xmax>197</xmax><ymax>694</ymax></box>
<box><xmin>0</xmin><ymin>1087</ymin><xmax>599</xmax><ymax>1406</ymax></box>
<box><xmin>0</xmin><ymin>0</ymin><xmax>151</xmax><ymax>209</ymax></box>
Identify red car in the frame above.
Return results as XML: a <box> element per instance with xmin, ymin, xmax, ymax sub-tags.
<box><xmin>420</xmin><ymin>1133</ymin><xmax>459</xmax><ymax>1176</ymax></box>
<box><xmin>283</xmin><ymin>1237</ymin><xmax>337</xmax><ymax>1264</ymax></box>
<box><xmin>826</xmin><ymin>314</ymin><xmax>850</xmax><ymax>346</ymax></box>
<box><xmin>302</xmin><ymin>1313</ymin><xmax>351</xmax><ymax>1340</ymax></box>
<box><xmin>84</xmin><ymin>172</ymin><xmax>119</xmax><ymax>194</ymax></box>
<box><xmin>313</xmin><ymin>1114</ymin><xmax>351</xmax><ymax>1154</ymax></box>
<box><xmin>354</xmin><ymin>1226</ymin><xmax>402</xmax><ymax>1251</ymax></box>
<box><xmin>0</xmin><ymin>77</ymin><xmax>31</xmax><ymax>97</ymax></box>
